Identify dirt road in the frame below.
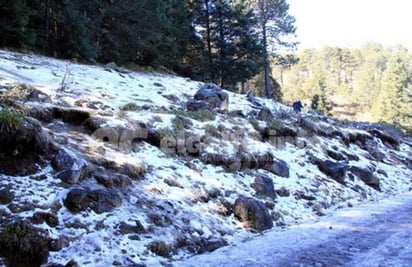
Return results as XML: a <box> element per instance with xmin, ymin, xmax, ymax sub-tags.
<box><xmin>178</xmin><ymin>192</ymin><xmax>412</xmax><ymax>267</ymax></box>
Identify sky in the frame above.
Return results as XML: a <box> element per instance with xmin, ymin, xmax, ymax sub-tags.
<box><xmin>287</xmin><ymin>0</ymin><xmax>412</xmax><ymax>51</ymax></box>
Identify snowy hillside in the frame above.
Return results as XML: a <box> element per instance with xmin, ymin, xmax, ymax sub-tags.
<box><xmin>0</xmin><ymin>50</ymin><xmax>411</xmax><ymax>267</ymax></box>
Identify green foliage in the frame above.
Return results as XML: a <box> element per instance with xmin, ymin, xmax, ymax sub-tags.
<box><xmin>171</xmin><ymin>116</ymin><xmax>185</xmax><ymax>133</ymax></box>
<box><xmin>194</xmin><ymin>0</ymin><xmax>265</xmax><ymax>87</ymax></box>
<box><xmin>157</xmin><ymin>127</ymin><xmax>175</xmax><ymax>140</ymax></box>
<box><xmin>189</xmin><ymin>109</ymin><xmax>216</xmax><ymax>122</ymax></box>
<box><xmin>0</xmin><ymin>1</ymin><xmax>295</xmax><ymax>88</ymax></box>
<box><xmin>0</xmin><ymin>108</ymin><xmax>23</xmax><ymax>132</ymax></box>
<box><xmin>277</xmin><ymin>44</ymin><xmax>411</xmax><ymax>129</ymax></box>
<box><xmin>171</xmin><ymin>108</ymin><xmax>216</xmax><ymax>122</ymax></box>
<box><xmin>267</xmin><ymin>119</ymin><xmax>284</xmax><ymax>129</ymax></box>
<box><xmin>311</xmin><ymin>94</ymin><xmax>331</xmax><ymax>116</ymax></box>
<box><xmin>247</xmin><ymin>211</ymin><xmax>256</xmax><ymax>228</ymax></box>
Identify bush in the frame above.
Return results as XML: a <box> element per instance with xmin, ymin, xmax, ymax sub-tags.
<box><xmin>0</xmin><ymin>220</ymin><xmax>50</xmax><ymax>266</ymax></box>
<box><xmin>148</xmin><ymin>241</ymin><xmax>171</xmax><ymax>257</ymax></box>
<box><xmin>267</xmin><ymin>119</ymin><xmax>283</xmax><ymax>129</ymax></box>
<box><xmin>0</xmin><ymin>108</ymin><xmax>23</xmax><ymax>133</ymax></box>
<box><xmin>170</xmin><ymin>108</ymin><xmax>216</xmax><ymax>122</ymax></box>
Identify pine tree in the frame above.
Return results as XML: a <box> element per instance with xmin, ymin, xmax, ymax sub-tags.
<box><xmin>194</xmin><ymin>0</ymin><xmax>264</xmax><ymax>88</ymax></box>
<box><xmin>247</xmin><ymin>0</ymin><xmax>296</xmax><ymax>98</ymax></box>
<box><xmin>373</xmin><ymin>46</ymin><xmax>412</xmax><ymax>128</ymax></box>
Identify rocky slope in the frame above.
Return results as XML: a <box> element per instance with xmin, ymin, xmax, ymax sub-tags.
<box><xmin>0</xmin><ymin>50</ymin><xmax>411</xmax><ymax>267</ymax></box>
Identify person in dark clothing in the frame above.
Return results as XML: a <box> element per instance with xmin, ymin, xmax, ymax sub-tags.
<box><xmin>292</xmin><ymin>101</ymin><xmax>303</xmax><ymax>112</ymax></box>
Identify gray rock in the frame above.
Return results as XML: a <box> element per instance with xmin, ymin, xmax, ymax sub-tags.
<box><xmin>193</xmin><ymin>83</ymin><xmax>229</xmax><ymax>112</ymax></box>
<box><xmin>370</xmin><ymin>129</ymin><xmax>400</xmax><ymax>149</ymax></box>
<box><xmin>233</xmin><ymin>196</ymin><xmax>273</xmax><ymax>231</ymax></box>
<box><xmin>271</xmin><ymin>159</ymin><xmax>290</xmax><ymax>178</ymax></box>
<box><xmin>64</xmin><ymin>187</ymin><xmax>122</xmax><ymax>214</ymax></box>
<box><xmin>57</xmin><ymin>169</ymin><xmax>82</xmax><ymax>184</ymax></box>
<box><xmin>52</xmin><ymin>107</ymin><xmax>90</xmax><ymax>125</ymax></box>
<box><xmin>63</xmin><ymin>188</ymin><xmax>91</xmax><ymax>212</ymax></box>
<box><xmin>89</xmin><ymin>188</ymin><xmax>122</xmax><ymax>214</ymax></box>
<box><xmin>51</xmin><ymin>149</ymin><xmax>75</xmax><ymax>172</ymax></box>
<box><xmin>186</xmin><ymin>100</ymin><xmax>208</xmax><ymax>112</ymax></box>
<box><xmin>0</xmin><ymin>117</ymin><xmax>55</xmax><ymax>175</ymax></box>
<box><xmin>0</xmin><ymin>186</ymin><xmax>14</xmax><ymax>204</ymax></box>
<box><xmin>313</xmin><ymin>158</ymin><xmax>348</xmax><ymax>184</ymax></box>
<box><xmin>326</xmin><ymin>149</ymin><xmax>347</xmax><ymax>161</ymax></box>
<box><xmin>257</xmin><ymin>108</ymin><xmax>274</xmax><ymax>121</ymax></box>
<box><xmin>29</xmin><ymin>107</ymin><xmax>54</xmax><ymax>123</ymax></box>
<box><xmin>251</xmin><ymin>174</ymin><xmax>276</xmax><ymax>199</ymax></box>
<box><xmin>197</xmin><ymin>237</ymin><xmax>228</xmax><ymax>254</ymax></box>
<box><xmin>0</xmin><ymin>117</ymin><xmax>52</xmax><ymax>156</ymax></box>
<box><xmin>350</xmin><ymin>166</ymin><xmax>380</xmax><ymax>191</ymax></box>
<box><xmin>276</xmin><ymin>187</ymin><xmax>290</xmax><ymax>197</ymax></box>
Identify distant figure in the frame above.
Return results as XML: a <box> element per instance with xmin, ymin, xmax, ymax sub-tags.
<box><xmin>292</xmin><ymin>101</ymin><xmax>303</xmax><ymax>113</ymax></box>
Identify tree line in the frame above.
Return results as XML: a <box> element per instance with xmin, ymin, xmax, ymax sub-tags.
<box><xmin>273</xmin><ymin>43</ymin><xmax>412</xmax><ymax>129</ymax></box>
<box><xmin>0</xmin><ymin>0</ymin><xmax>296</xmax><ymax>97</ymax></box>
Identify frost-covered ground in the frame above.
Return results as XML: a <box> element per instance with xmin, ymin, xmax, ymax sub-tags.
<box><xmin>0</xmin><ymin>50</ymin><xmax>411</xmax><ymax>266</ymax></box>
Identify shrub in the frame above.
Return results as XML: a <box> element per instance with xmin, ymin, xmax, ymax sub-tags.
<box><xmin>148</xmin><ymin>241</ymin><xmax>171</xmax><ymax>257</ymax></box>
<box><xmin>170</xmin><ymin>108</ymin><xmax>216</xmax><ymax>122</ymax></box>
<box><xmin>0</xmin><ymin>108</ymin><xmax>23</xmax><ymax>133</ymax></box>
<box><xmin>189</xmin><ymin>109</ymin><xmax>216</xmax><ymax>122</ymax></box>
<box><xmin>171</xmin><ymin>116</ymin><xmax>186</xmax><ymax>133</ymax></box>
<box><xmin>267</xmin><ymin>119</ymin><xmax>283</xmax><ymax>129</ymax></box>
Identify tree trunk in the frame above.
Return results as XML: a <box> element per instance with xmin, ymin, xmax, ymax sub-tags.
<box><xmin>45</xmin><ymin>0</ymin><xmax>50</xmax><ymax>52</ymax></box>
<box><xmin>204</xmin><ymin>0</ymin><xmax>214</xmax><ymax>81</ymax></box>
<box><xmin>217</xmin><ymin>2</ymin><xmax>225</xmax><ymax>88</ymax></box>
<box><xmin>262</xmin><ymin>23</ymin><xmax>272</xmax><ymax>98</ymax></box>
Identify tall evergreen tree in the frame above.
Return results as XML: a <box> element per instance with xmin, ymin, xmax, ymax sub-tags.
<box><xmin>194</xmin><ymin>0</ymin><xmax>264</xmax><ymax>88</ymax></box>
<box><xmin>247</xmin><ymin>0</ymin><xmax>296</xmax><ymax>98</ymax></box>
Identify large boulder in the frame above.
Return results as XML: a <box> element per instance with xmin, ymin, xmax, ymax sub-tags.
<box><xmin>88</xmin><ymin>188</ymin><xmax>123</xmax><ymax>214</ymax></box>
<box><xmin>0</xmin><ymin>220</ymin><xmax>52</xmax><ymax>267</ymax></box>
<box><xmin>233</xmin><ymin>196</ymin><xmax>273</xmax><ymax>231</ymax></box>
<box><xmin>257</xmin><ymin>153</ymin><xmax>290</xmax><ymax>178</ymax></box>
<box><xmin>312</xmin><ymin>158</ymin><xmax>348</xmax><ymax>184</ymax></box>
<box><xmin>0</xmin><ymin>116</ymin><xmax>53</xmax><ymax>156</ymax></box>
<box><xmin>0</xmin><ymin>116</ymin><xmax>55</xmax><ymax>175</ymax></box>
<box><xmin>369</xmin><ymin>129</ymin><xmax>400</xmax><ymax>149</ymax></box>
<box><xmin>52</xmin><ymin>107</ymin><xmax>90</xmax><ymax>125</ymax></box>
<box><xmin>350</xmin><ymin>166</ymin><xmax>380</xmax><ymax>191</ymax></box>
<box><xmin>187</xmin><ymin>83</ymin><xmax>229</xmax><ymax>112</ymax></box>
<box><xmin>63</xmin><ymin>188</ymin><xmax>91</xmax><ymax>213</ymax></box>
<box><xmin>64</xmin><ymin>187</ymin><xmax>122</xmax><ymax>214</ymax></box>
